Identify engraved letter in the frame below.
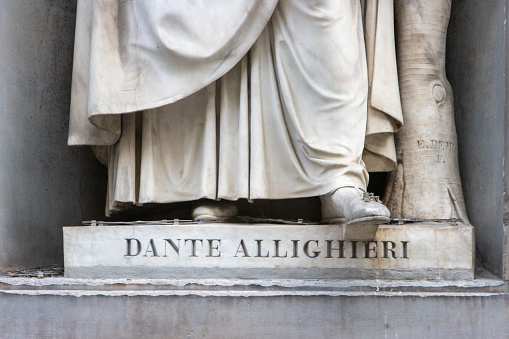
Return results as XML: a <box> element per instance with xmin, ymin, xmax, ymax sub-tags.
<box><xmin>351</xmin><ymin>241</ymin><xmax>358</xmax><ymax>258</ymax></box>
<box><xmin>207</xmin><ymin>239</ymin><xmax>221</xmax><ymax>257</ymax></box>
<box><xmin>401</xmin><ymin>241</ymin><xmax>410</xmax><ymax>259</ymax></box>
<box><xmin>184</xmin><ymin>239</ymin><xmax>203</xmax><ymax>257</ymax></box>
<box><xmin>125</xmin><ymin>238</ymin><xmax>141</xmax><ymax>256</ymax></box>
<box><xmin>363</xmin><ymin>241</ymin><xmax>377</xmax><ymax>258</ymax></box>
<box><xmin>143</xmin><ymin>239</ymin><xmax>159</xmax><ymax>257</ymax></box>
<box><xmin>326</xmin><ymin>240</ymin><xmax>345</xmax><ymax>258</ymax></box>
<box><xmin>382</xmin><ymin>241</ymin><xmax>397</xmax><ymax>259</ymax></box>
<box><xmin>235</xmin><ymin>240</ymin><xmax>250</xmax><ymax>257</ymax></box>
<box><xmin>291</xmin><ymin>240</ymin><xmax>300</xmax><ymax>258</ymax></box>
<box><xmin>163</xmin><ymin>239</ymin><xmax>180</xmax><ymax>257</ymax></box>
<box><xmin>303</xmin><ymin>240</ymin><xmax>320</xmax><ymax>258</ymax></box>
<box><xmin>255</xmin><ymin>240</ymin><xmax>269</xmax><ymax>257</ymax></box>
<box><xmin>273</xmin><ymin>240</ymin><xmax>288</xmax><ymax>258</ymax></box>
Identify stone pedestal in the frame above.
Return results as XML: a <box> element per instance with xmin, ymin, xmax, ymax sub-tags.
<box><xmin>64</xmin><ymin>222</ymin><xmax>474</xmax><ymax>280</ymax></box>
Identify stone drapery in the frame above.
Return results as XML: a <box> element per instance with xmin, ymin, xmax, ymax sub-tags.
<box><xmin>68</xmin><ymin>0</ymin><xmax>402</xmax><ymax>214</ymax></box>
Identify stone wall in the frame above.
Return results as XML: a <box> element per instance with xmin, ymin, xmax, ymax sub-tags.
<box><xmin>0</xmin><ymin>0</ymin><xmax>107</xmax><ymax>271</ymax></box>
<box><xmin>446</xmin><ymin>0</ymin><xmax>508</xmax><ymax>279</ymax></box>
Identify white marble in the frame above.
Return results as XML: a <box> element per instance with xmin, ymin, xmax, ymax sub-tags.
<box><xmin>385</xmin><ymin>0</ymin><xmax>469</xmax><ymax>222</ymax></box>
<box><xmin>64</xmin><ymin>222</ymin><xmax>474</xmax><ymax>280</ymax></box>
<box><xmin>69</xmin><ymin>1</ymin><xmax>401</xmax><ymax>217</ymax></box>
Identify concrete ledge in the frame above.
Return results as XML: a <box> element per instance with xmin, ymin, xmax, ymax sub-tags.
<box><xmin>0</xmin><ymin>274</ymin><xmax>506</xmax><ymax>297</ymax></box>
<box><xmin>0</xmin><ymin>276</ymin><xmax>507</xmax><ymax>338</ymax></box>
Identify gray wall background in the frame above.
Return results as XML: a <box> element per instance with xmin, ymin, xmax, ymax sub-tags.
<box><xmin>0</xmin><ymin>0</ymin><xmax>106</xmax><ymax>272</ymax></box>
<box><xmin>1</xmin><ymin>0</ymin><xmax>508</xmax><ymax>279</ymax></box>
<box><xmin>446</xmin><ymin>0</ymin><xmax>508</xmax><ymax>279</ymax></box>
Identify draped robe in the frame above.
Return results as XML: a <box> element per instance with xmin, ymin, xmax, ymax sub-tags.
<box><xmin>68</xmin><ymin>0</ymin><xmax>402</xmax><ymax>215</ymax></box>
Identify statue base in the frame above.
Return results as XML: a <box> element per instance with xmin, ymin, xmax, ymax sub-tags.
<box><xmin>63</xmin><ymin>222</ymin><xmax>474</xmax><ymax>280</ymax></box>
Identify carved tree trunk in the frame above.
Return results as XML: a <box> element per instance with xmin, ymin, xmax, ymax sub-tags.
<box><xmin>384</xmin><ymin>0</ymin><xmax>469</xmax><ymax>224</ymax></box>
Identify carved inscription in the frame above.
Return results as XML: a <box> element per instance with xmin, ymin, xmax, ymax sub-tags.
<box><xmin>125</xmin><ymin>238</ymin><xmax>410</xmax><ymax>259</ymax></box>
<box><xmin>417</xmin><ymin>139</ymin><xmax>455</xmax><ymax>151</ymax></box>
<box><xmin>416</xmin><ymin>139</ymin><xmax>456</xmax><ymax>163</ymax></box>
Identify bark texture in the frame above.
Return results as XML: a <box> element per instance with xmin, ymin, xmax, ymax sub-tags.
<box><xmin>385</xmin><ymin>0</ymin><xmax>469</xmax><ymax>223</ymax></box>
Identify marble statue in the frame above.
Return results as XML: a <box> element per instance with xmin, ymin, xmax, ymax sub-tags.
<box><xmin>385</xmin><ymin>0</ymin><xmax>470</xmax><ymax>224</ymax></box>
<box><xmin>68</xmin><ymin>0</ymin><xmax>403</xmax><ymax>224</ymax></box>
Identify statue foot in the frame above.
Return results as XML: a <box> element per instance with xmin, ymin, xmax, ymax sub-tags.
<box><xmin>192</xmin><ymin>199</ymin><xmax>239</xmax><ymax>222</ymax></box>
<box><xmin>320</xmin><ymin>187</ymin><xmax>390</xmax><ymax>225</ymax></box>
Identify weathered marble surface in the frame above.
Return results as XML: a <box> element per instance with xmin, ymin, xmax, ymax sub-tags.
<box><xmin>385</xmin><ymin>0</ymin><xmax>469</xmax><ymax>222</ymax></box>
<box><xmin>69</xmin><ymin>1</ymin><xmax>401</xmax><ymax>219</ymax></box>
<box><xmin>64</xmin><ymin>223</ymin><xmax>474</xmax><ymax>280</ymax></box>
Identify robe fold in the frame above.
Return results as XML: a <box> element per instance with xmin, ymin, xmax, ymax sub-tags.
<box><xmin>68</xmin><ymin>0</ymin><xmax>402</xmax><ymax>214</ymax></box>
